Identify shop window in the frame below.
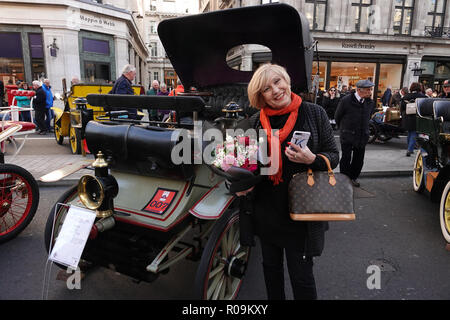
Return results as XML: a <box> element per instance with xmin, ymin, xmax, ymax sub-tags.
<box><xmin>164</xmin><ymin>70</ymin><xmax>177</xmax><ymax>89</ymax></box>
<box><xmin>0</xmin><ymin>33</ymin><xmax>24</xmax><ymax>84</ymax></box>
<box><xmin>84</xmin><ymin>61</ymin><xmax>111</xmax><ymax>83</ymax></box>
<box><xmin>393</xmin><ymin>0</ymin><xmax>414</xmax><ymax>35</ymax></box>
<box><xmin>305</xmin><ymin>0</ymin><xmax>327</xmax><ymax>31</ymax></box>
<box><xmin>426</xmin><ymin>0</ymin><xmax>447</xmax><ymax>28</ymax></box>
<box><xmin>0</xmin><ymin>33</ymin><xmax>22</xmax><ymax>58</ymax></box>
<box><xmin>82</xmin><ymin>38</ymin><xmax>110</xmax><ymax>55</ymax></box>
<box><xmin>28</xmin><ymin>33</ymin><xmax>45</xmax><ymax>81</ymax></box>
<box><xmin>378</xmin><ymin>64</ymin><xmax>402</xmax><ymax>99</ymax></box>
<box><xmin>420</xmin><ymin>61</ymin><xmax>435</xmax><ymax>75</ymax></box>
<box><xmin>312</xmin><ymin>61</ymin><xmax>327</xmax><ymax>91</ymax></box>
<box><xmin>435</xmin><ymin>61</ymin><xmax>450</xmax><ymax>79</ymax></box>
<box><xmin>352</xmin><ymin>0</ymin><xmax>372</xmax><ymax>33</ymax></box>
<box><xmin>330</xmin><ymin>61</ymin><xmax>376</xmax><ymax>91</ymax></box>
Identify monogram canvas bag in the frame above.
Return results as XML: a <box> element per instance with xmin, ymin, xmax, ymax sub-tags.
<box><xmin>288</xmin><ymin>154</ymin><xmax>355</xmax><ymax>221</ymax></box>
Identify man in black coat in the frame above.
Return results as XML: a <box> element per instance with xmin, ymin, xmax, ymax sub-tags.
<box><xmin>108</xmin><ymin>64</ymin><xmax>139</xmax><ymax>119</ymax></box>
<box><xmin>32</xmin><ymin>80</ymin><xmax>48</xmax><ymax>134</ymax></box>
<box><xmin>335</xmin><ymin>79</ymin><xmax>375</xmax><ymax>187</ymax></box>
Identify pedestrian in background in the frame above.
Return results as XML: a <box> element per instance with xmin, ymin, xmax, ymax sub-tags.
<box><xmin>169</xmin><ymin>79</ymin><xmax>184</xmax><ymax>96</ymax></box>
<box><xmin>381</xmin><ymin>85</ymin><xmax>392</xmax><ymax>106</ymax></box>
<box><xmin>32</xmin><ymin>80</ymin><xmax>47</xmax><ymax>134</ymax></box>
<box><xmin>157</xmin><ymin>83</ymin><xmax>170</xmax><ymax>121</ymax></box>
<box><xmin>71</xmin><ymin>76</ymin><xmax>80</xmax><ymax>86</ymax></box>
<box><xmin>146</xmin><ymin>80</ymin><xmax>160</xmax><ymax>121</ymax></box>
<box><xmin>243</xmin><ymin>63</ymin><xmax>338</xmax><ymax>300</ymax></box>
<box><xmin>392</xmin><ymin>87</ymin><xmax>408</xmax><ymax>107</ymax></box>
<box><xmin>390</xmin><ymin>89</ymin><xmax>400</xmax><ymax>107</ymax></box>
<box><xmin>321</xmin><ymin>86</ymin><xmax>340</xmax><ymax>127</ymax></box>
<box><xmin>400</xmin><ymin>82</ymin><xmax>426</xmax><ymax>157</ymax></box>
<box><xmin>335</xmin><ymin>79</ymin><xmax>375</xmax><ymax>187</ymax></box>
<box><xmin>425</xmin><ymin>88</ymin><xmax>433</xmax><ymax>98</ymax></box>
<box><xmin>109</xmin><ymin>64</ymin><xmax>140</xmax><ymax>119</ymax></box>
<box><xmin>441</xmin><ymin>79</ymin><xmax>450</xmax><ymax>98</ymax></box>
<box><xmin>14</xmin><ymin>82</ymin><xmax>32</xmax><ymax>122</ymax></box>
<box><xmin>41</xmin><ymin>79</ymin><xmax>54</xmax><ymax>132</ymax></box>
<box><xmin>340</xmin><ymin>85</ymin><xmax>349</xmax><ymax>96</ymax></box>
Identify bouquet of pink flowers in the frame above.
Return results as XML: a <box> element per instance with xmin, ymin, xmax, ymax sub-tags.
<box><xmin>212</xmin><ymin>135</ymin><xmax>258</xmax><ymax>172</ymax></box>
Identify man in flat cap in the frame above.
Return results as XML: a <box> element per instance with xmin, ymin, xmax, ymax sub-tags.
<box><xmin>335</xmin><ymin>79</ymin><xmax>376</xmax><ymax>187</ymax></box>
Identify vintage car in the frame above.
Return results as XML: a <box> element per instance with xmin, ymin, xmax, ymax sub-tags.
<box><xmin>413</xmin><ymin>97</ymin><xmax>450</xmax><ymax>244</ymax></box>
<box><xmin>368</xmin><ymin>106</ymin><xmax>405</xmax><ymax>143</ymax></box>
<box><xmin>53</xmin><ymin>81</ymin><xmax>143</xmax><ymax>154</ymax></box>
<box><xmin>41</xmin><ymin>3</ymin><xmax>314</xmax><ymax>299</ymax></box>
<box><xmin>0</xmin><ymin>100</ymin><xmax>39</xmax><ymax>243</ymax></box>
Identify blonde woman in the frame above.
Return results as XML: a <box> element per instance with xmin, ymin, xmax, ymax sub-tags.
<box><xmin>241</xmin><ymin>63</ymin><xmax>338</xmax><ymax>300</ymax></box>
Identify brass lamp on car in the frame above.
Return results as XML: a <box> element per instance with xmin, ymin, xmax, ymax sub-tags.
<box><xmin>78</xmin><ymin>152</ymin><xmax>118</xmax><ymax>218</ymax></box>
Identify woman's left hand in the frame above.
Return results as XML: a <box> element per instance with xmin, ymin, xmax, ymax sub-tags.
<box><xmin>285</xmin><ymin>143</ymin><xmax>316</xmax><ymax>165</ymax></box>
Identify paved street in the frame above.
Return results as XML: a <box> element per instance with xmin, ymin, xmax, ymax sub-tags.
<box><xmin>0</xmin><ymin>176</ymin><xmax>449</xmax><ymax>300</ymax></box>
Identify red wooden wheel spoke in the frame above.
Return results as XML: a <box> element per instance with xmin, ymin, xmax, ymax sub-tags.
<box><xmin>0</xmin><ymin>172</ymin><xmax>33</xmax><ymax>236</ymax></box>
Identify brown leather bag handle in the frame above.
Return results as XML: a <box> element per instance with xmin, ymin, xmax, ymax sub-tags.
<box><xmin>306</xmin><ymin>154</ymin><xmax>336</xmax><ymax>187</ymax></box>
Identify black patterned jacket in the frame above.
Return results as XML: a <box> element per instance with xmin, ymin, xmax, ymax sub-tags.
<box><xmin>248</xmin><ymin>101</ymin><xmax>339</xmax><ymax>256</ymax></box>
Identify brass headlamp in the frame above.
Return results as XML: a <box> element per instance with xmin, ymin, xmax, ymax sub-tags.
<box><xmin>78</xmin><ymin>152</ymin><xmax>118</xmax><ymax>218</ymax></box>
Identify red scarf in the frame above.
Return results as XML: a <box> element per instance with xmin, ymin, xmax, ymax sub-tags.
<box><xmin>260</xmin><ymin>92</ymin><xmax>302</xmax><ymax>185</ymax></box>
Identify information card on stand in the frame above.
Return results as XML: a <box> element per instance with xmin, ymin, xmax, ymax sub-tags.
<box><xmin>48</xmin><ymin>205</ymin><xmax>96</xmax><ymax>269</ymax></box>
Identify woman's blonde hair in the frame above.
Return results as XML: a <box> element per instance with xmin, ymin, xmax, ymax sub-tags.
<box><xmin>247</xmin><ymin>63</ymin><xmax>291</xmax><ymax>109</ymax></box>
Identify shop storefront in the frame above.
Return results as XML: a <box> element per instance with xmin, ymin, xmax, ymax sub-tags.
<box><xmin>0</xmin><ymin>26</ymin><xmax>45</xmax><ymax>85</ymax></box>
<box><xmin>312</xmin><ymin>53</ymin><xmax>405</xmax><ymax>106</ymax></box>
<box><xmin>79</xmin><ymin>31</ymin><xmax>116</xmax><ymax>83</ymax></box>
<box><xmin>419</xmin><ymin>57</ymin><xmax>450</xmax><ymax>93</ymax></box>
<box><xmin>0</xmin><ymin>1</ymin><xmax>149</xmax><ymax>94</ymax></box>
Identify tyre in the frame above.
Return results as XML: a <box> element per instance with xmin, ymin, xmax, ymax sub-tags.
<box><xmin>0</xmin><ymin>164</ymin><xmax>39</xmax><ymax>243</ymax></box>
<box><xmin>413</xmin><ymin>151</ymin><xmax>425</xmax><ymax>193</ymax></box>
<box><xmin>439</xmin><ymin>181</ymin><xmax>450</xmax><ymax>243</ymax></box>
<box><xmin>69</xmin><ymin>126</ymin><xmax>81</xmax><ymax>154</ymax></box>
<box><xmin>44</xmin><ymin>185</ymin><xmax>78</xmax><ymax>255</ymax></box>
<box><xmin>194</xmin><ymin>208</ymin><xmax>251</xmax><ymax>300</ymax></box>
<box><xmin>54</xmin><ymin>121</ymin><xmax>64</xmax><ymax>145</ymax></box>
<box><xmin>368</xmin><ymin>122</ymin><xmax>377</xmax><ymax>144</ymax></box>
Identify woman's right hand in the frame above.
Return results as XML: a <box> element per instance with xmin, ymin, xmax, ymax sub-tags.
<box><xmin>236</xmin><ymin>187</ymin><xmax>254</xmax><ymax>197</ymax></box>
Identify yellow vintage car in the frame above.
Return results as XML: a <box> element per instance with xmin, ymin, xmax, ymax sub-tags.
<box><xmin>53</xmin><ymin>82</ymin><xmax>143</xmax><ymax>154</ymax></box>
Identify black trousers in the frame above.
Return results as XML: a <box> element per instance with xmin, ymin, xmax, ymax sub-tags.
<box><xmin>339</xmin><ymin>143</ymin><xmax>366</xmax><ymax>181</ymax></box>
<box><xmin>260</xmin><ymin>241</ymin><xmax>317</xmax><ymax>300</ymax></box>
<box><xmin>34</xmin><ymin>107</ymin><xmax>47</xmax><ymax>132</ymax></box>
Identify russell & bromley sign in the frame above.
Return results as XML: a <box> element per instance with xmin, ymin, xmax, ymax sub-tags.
<box><xmin>342</xmin><ymin>42</ymin><xmax>376</xmax><ymax>50</ymax></box>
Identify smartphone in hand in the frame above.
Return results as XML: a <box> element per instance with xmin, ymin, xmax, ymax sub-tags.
<box><xmin>290</xmin><ymin>131</ymin><xmax>311</xmax><ymax>149</ymax></box>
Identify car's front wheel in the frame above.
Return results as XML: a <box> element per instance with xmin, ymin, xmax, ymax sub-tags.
<box><xmin>413</xmin><ymin>151</ymin><xmax>425</xmax><ymax>193</ymax></box>
<box><xmin>194</xmin><ymin>208</ymin><xmax>250</xmax><ymax>300</ymax></box>
<box><xmin>439</xmin><ymin>181</ymin><xmax>450</xmax><ymax>243</ymax></box>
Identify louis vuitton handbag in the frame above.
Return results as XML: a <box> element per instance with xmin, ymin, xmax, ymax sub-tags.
<box><xmin>288</xmin><ymin>154</ymin><xmax>355</xmax><ymax>221</ymax></box>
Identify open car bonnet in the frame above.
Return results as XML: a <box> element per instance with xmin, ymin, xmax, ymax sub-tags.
<box><xmin>158</xmin><ymin>3</ymin><xmax>314</xmax><ymax>92</ymax></box>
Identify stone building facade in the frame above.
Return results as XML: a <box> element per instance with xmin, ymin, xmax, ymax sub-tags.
<box><xmin>203</xmin><ymin>0</ymin><xmax>450</xmax><ymax>103</ymax></box>
<box><xmin>0</xmin><ymin>0</ymin><xmax>149</xmax><ymax>93</ymax></box>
